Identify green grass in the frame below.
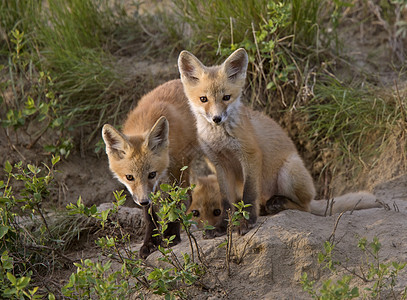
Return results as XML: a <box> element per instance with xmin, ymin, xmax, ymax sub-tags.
<box><xmin>0</xmin><ymin>0</ymin><xmax>155</xmax><ymax>146</ymax></box>
<box><xmin>299</xmin><ymin>76</ymin><xmax>406</xmax><ymax>187</ymax></box>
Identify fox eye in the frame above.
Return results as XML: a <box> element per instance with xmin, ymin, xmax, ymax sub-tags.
<box><xmin>213</xmin><ymin>209</ymin><xmax>221</xmax><ymax>216</ymax></box>
<box><xmin>126</xmin><ymin>175</ymin><xmax>134</xmax><ymax>181</ymax></box>
<box><xmin>148</xmin><ymin>171</ymin><xmax>156</xmax><ymax>179</ymax></box>
<box><xmin>222</xmin><ymin>95</ymin><xmax>231</xmax><ymax>101</ymax></box>
<box><xmin>192</xmin><ymin>210</ymin><xmax>200</xmax><ymax>217</ymax></box>
<box><xmin>200</xmin><ymin>96</ymin><xmax>208</xmax><ymax>103</ymax></box>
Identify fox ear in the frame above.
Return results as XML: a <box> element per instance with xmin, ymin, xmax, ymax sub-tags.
<box><xmin>102</xmin><ymin>124</ymin><xmax>130</xmax><ymax>159</ymax></box>
<box><xmin>223</xmin><ymin>48</ymin><xmax>248</xmax><ymax>81</ymax></box>
<box><xmin>146</xmin><ymin>116</ymin><xmax>169</xmax><ymax>153</ymax></box>
<box><xmin>178</xmin><ymin>50</ymin><xmax>205</xmax><ymax>83</ymax></box>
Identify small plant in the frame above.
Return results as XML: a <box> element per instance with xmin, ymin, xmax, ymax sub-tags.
<box><xmin>65</xmin><ymin>190</ymin><xmax>146</xmax><ymax>299</ymax></box>
<box><xmin>62</xmin><ymin>258</ymin><xmax>142</xmax><ymax>300</ymax></box>
<box><xmin>0</xmin><ymin>156</ymin><xmax>68</xmax><ymax>298</ymax></box>
<box><xmin>65</xmin><ymin>168</ymin><xmax>207</xmax><ymax>299</ymax></box>
<box><xmin>1</xmin><ymin>29</ymin><xmax>72</xmax><ymax>154</ymax></box>
<box><xmin>0</xmin><ymin>250</ymin><xmax>41</xmax><ymax>300</ymax></box>
<box><xmin>216</xmin><ymin>201</ymin><xmax>252</xmax><ymax>276</ymax></box>
<box><xmin>358</xmin><ymin>237</ymin><xmax>407</xmax><ymax>298</ymax></box>
<box><xmin>301</xmin><ymin>240</ymin><xmax>360</xmax><ymax>299</ymax></box>
<box><xmin>301</xmin><ymin>237</ymin><xmax>407</xmax><ymax>299</ymax></box>
<box><xmin>149</xmin><ymin>174</ymin><xmax>206</xmax><ymax>299</ymax></box>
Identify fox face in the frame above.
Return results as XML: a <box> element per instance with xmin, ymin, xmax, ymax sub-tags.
<box><xmin>178</xmin><ymin>48</ymin><xmax>248</xmax><ymax>125</ymax></box>
<box><xmin>188</xmin><ymin>175</ymin><xmax>223</xmax><ymax>228</ymax></box>
<box><xmin>102</xmin><ymin>117</ymin><xmax>170</xmax><ymax>206</ymax></box>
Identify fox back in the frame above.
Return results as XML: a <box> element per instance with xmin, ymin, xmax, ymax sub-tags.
<box><xmin>102</xmin><ymin>79</ymin><xmax>198</xmax><ymax>206</ymax></box>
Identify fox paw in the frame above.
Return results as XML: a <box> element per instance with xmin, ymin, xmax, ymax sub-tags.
<box><xmin>139</xmin><ymin>242</ymin><xmax>158</xmax><ymax>259</ymax></box>
<box><xmin>238</xmin><ymin>219</ymin><xmax>256</xmax><ymax>236</ymax></box>
<box><xmin>266</xmin><ymin>195</ymin><xmax>290</xmax><ymax>215</ymax></box>
<box><xmin>203</xmin><ymin>227</ymin><xmax>226</xmax><ymax>239</ymax></box>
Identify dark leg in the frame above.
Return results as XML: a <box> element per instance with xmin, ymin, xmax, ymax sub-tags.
<box><xmin>139</xmin><ymin>205</ymin><xmax>161</xmax><ymax>259</ymax></box>
<box><xmin>164</xmin><ymin>221</ymin><xmax>181</xmax><ymax>245</ymax></box>
<box><xmin>239</xmin><ymin>178</ymin><xmax>258</xmax><ymax>235</ymax></box>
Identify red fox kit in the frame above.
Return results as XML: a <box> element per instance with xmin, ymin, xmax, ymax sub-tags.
<box><xmin>102</xmin><ymin>79</ymin><xmax>199</xmax><ymax>258</ymax></box>
<box><xmin>178</xmin><ymin>48</ymin><xmax>316</xmax><ymax>235</ymax></box>
<box><xmin>188</xmin><ymin>174</ymin><xmax>382</xmax><ymax>228</ymax></box>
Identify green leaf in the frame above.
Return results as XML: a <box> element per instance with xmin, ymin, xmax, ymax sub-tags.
<box><xmin>0</xmin><ymin>226</ymin><xmax>9</xmax><ymax>239</ymax></box>
<box><xmin>27</xmin><ymin>164</ymin><xmax>40</xmax><ymax>174</ymax></box>
<box><xmin>218</xmin><ymin>240</ymin><xmax>227</xmax><ymax>248</ymax></box>
<box><xmin>168</xmin><ymin>210</ymin><xmax>178</xmax><ymax>222</ymax></box>
<box><xmin>17</xmin><ymin>276</ymin><xmax>30</xmax><ymax>289</ymax></box>
<box><xmin>90</xmin><ymin>204</ymin><xmax>97</xmax><ymax>215</ymax></box>
<box><xmin>4</xmin><ymin>161</ymin><xmax>12</xmax><ymax>173</ymax></box>
<box><xmin>101</xmin><ymin>209</ymin><xmax>110</xmax><ymax>221</ymax></box>
<box><xmin>160</xmin><ymin>184</ymin><xmax>172</xmax><ymax>192</ymax></box>
<box><xmin>51</xmin><ymin>155</ymin><xmax>60</xmax><ymax>166</ymax></box>
<box><xmin>34</xmin><ymin>192</ymin><xmax>42</xmax><ymax>202</ymax></box>
<box><xmin>7</xmin><ymin>272</ymin><xmax>17</xmax><ymax>285</ymax></box>
<box><xmin>266</xmin><ymin>81</ymin><xmax>275</xmax><ymax>89</ymax></box>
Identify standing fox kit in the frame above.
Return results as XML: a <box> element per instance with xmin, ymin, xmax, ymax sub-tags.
<box><xmin>178</xmin><ymin>48</ymin><xmax>315</xmax><ymax>235</ymax></box>
<box><xmin>102</xmin><ymin>80</ymin><xmax>198</xmax><ymax>258</ymax></box>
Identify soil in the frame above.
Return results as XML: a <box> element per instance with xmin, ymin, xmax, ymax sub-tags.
<box><xmin>1</xmin><ymin>2</ymin><xmax>407</xmax><ymax>299</ymax></box>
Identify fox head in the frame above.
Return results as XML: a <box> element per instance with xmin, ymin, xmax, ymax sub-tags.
<box><xmin>178</xmin><ymin>48</ymin><xmax>248</xmax><ymax>125</ymax></box>
<box><xmin>188</xmin><ymin>175</ymin><xmax>223</xmax><ymax>228</ymax></box>
<box><xmin>102</xmin><ymin>116</ymin><xmax>170</xmax><ymax>206</ymax></box>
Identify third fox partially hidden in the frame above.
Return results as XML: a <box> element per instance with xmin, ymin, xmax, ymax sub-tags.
<box><xmin>178</xmin><ymin>48</ymin><xmax>381</xmax><ymax>235</ymax></box>
<box><xmin>188</xmin><ymin>174</ymin><xmax>382</xmax><ymax>228</ymax></box>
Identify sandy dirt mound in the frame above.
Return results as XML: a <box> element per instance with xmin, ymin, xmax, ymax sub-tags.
<box><xmin>135</xmin><ymin>173</ymin><xmax>407</xmax><ymax>299</ymax></box>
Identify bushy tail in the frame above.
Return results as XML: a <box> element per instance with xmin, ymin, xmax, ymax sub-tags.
<box><xmin>310</xmin><ymin>192</ymin><xmax>383</xmax><ymax>216</ymax></box>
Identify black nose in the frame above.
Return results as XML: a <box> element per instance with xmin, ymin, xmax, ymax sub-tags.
<box><xmin>138</xmin><ymin>199</ymin><xmax>150</xmax><ymax>206</ymax></box>
<box><xmin>212</xmin><ymin>116</ymin><xmax>222</xmax><ymax>124</ymax></box>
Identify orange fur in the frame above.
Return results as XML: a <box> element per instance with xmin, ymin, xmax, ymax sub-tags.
<box><xmin>179</xmin><ymin>49</ymin><xmax>315</xmax><ymax>235</ymax></box>
<box><xmin>103</xmin><ymin>79</ymin><xmax>198</xmax><ymax>205</ymax></box>
<box><xmin>102</xmin><ymin>79</ymin><xmax>199</xmax><ymax>258</ymax></box>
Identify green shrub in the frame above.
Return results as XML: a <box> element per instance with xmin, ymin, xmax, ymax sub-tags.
<box><xmin>301</xmin><ymin>238</ymin><xmax>407</xmax><ymax>299</ymax></box>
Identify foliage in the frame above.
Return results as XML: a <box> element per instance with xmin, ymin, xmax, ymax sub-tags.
<box><xmin>65</xmin><ymin>169</ymin><xmax>206</xmax><ymax>299</ymax></box>
<box><xmin>172</xmin><ymin>0</ymin><xmax>345</xmax><ymax>108</ymax></box>
<box><xmin>0</xmin><ymin>250</ymin><xmax>41</xmax><ymax>300</ymax></box>
<box><xmin>1</xmin><ymin>29</ymin><xmax>72</xmax><ymax>155</ymax></box>
<box><xmin>0</xmin><ymin>0</ymin><xmax>151</xmax><ymax>149</ymax></box>
<box><xmin>0</xmin><ymin>157</ymin><xmax>63</xmax><ymax>298</ymax></box>
<box><xmin>300</xmin><ymin>77</ymin><xmax>407</xmax><ymax>188</ymax></box>
<box><xmin>149</xmin><ymin>174</ymin><xmax>205</xmax><ymax>299</ymax></box>
<box><xmin>62</xmin><ymin>259</ymin><xmax>139</xmax><ymax>300</ymax></box>
<box><xmin>301</xmin><ymin>238</ymin><xmax>407</xmax><ymax>299</ymax></box>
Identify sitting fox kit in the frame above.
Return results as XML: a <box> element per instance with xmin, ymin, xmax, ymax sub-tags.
<box><xmin>102</xmin><ymin>80</ymin><xmax>198</xmax><ymax>258</ymax></box>
<box><xmin>178</xmin><ymin>48</ymin><xmax>316</xmax><ymax>236</ymax></box>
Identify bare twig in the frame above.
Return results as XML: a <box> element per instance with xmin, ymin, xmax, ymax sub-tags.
<box><xmin>236</xmin><ymin>219</ymin><xmax>266</xmax><ymax>265</ymax></box>
<box><xmin>328</xmin><ymin>211</ymin><xmax>345</xmax><ymax>245</ymax></box>
<box><xmin>349</xmin><ymin>199</ymin><xmax>362</xmax><ymax>215</ymax></box>
<box><xmin>226</xmin><ymin>209</ymin><xmax>233</xmax><ymax>277</ymax></box>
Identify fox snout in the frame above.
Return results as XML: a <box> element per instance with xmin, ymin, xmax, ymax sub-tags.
<box><xmin>133</xmin><ymin>196</ymin><xmax>150</xmax><ymax>207</ymax></box>
<box><xmin>210</xmin><ymin>111</ymin><xmax>227</xmax><ymax>125</ymax></box>
<box><xmin>212</xmin><ymin>115</ymin><xmax>222</xmax><ymax>124</ymax></box>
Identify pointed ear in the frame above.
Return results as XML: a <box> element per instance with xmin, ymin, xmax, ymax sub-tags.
<box><xmin>178</xmin><ymin>50</ymin><xmax>205</xmax><ymax>84</ymax></box>
<box><xmin>146</xmin><ymin>116</ymin><xmax>169</xmax><ymax>153</ymax></box>
<box><xmin>102</xmin><ymin>124</ymin><xmax>130</xmax><ymax>159</ymax></box>
<box><xmin>223</xmin><ymin>48</ymin><xmax>248</xmax><ymax>81</ymax></box>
